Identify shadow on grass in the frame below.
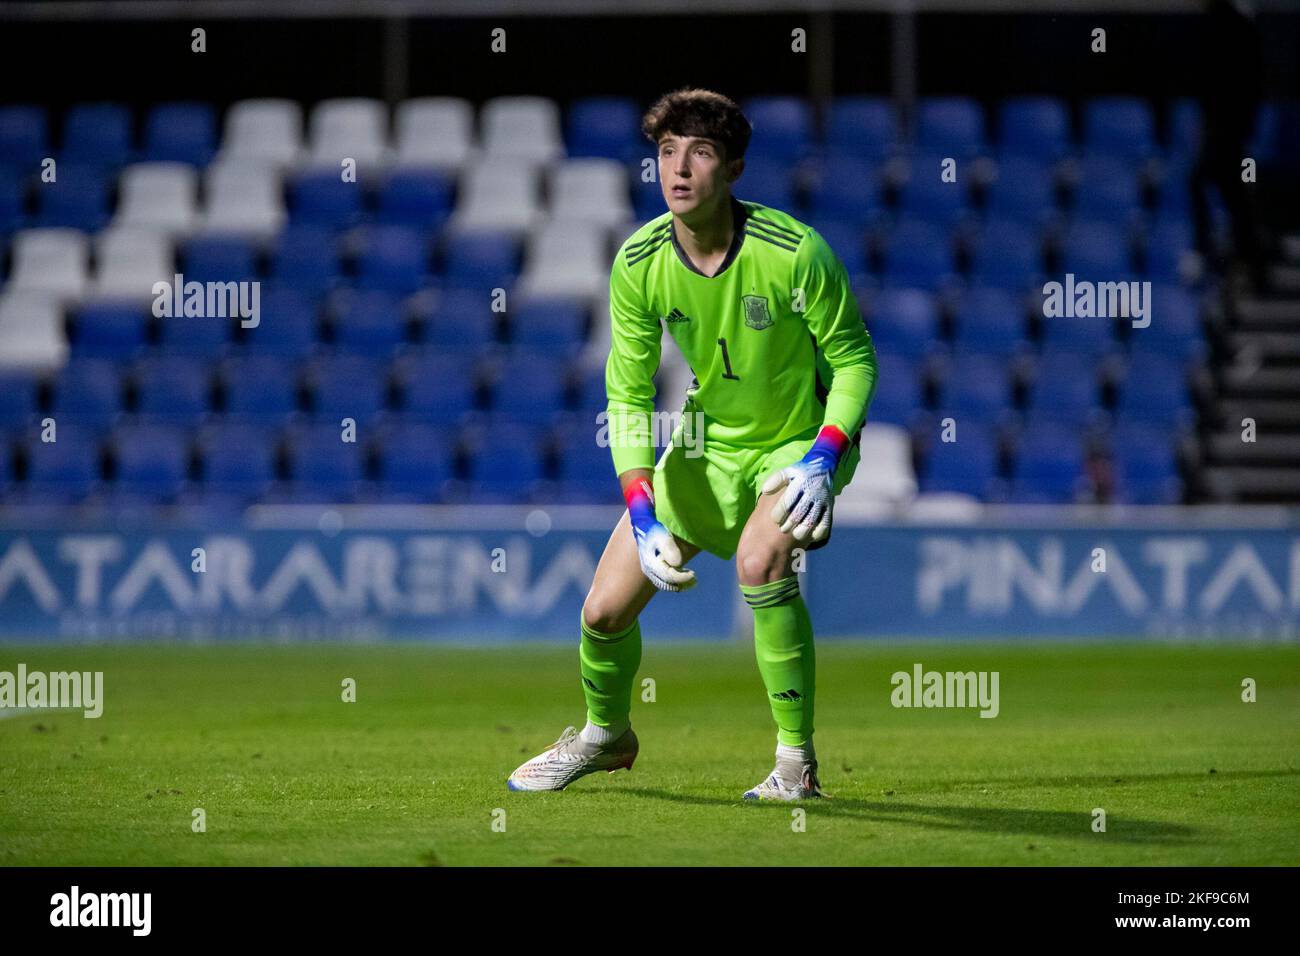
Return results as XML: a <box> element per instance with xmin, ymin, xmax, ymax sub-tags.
<box><xmin>912</xmin><ymin>767</ymin><xmax>1300</xmax><ymax>795</ymax></box>
<box><xmin>605</xmin><ymin>787</ymin><xmax>1200</xmax><ymax>844</ymax></box>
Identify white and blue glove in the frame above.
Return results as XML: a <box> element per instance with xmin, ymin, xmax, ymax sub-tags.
<box><xmin>625</xmin><ymin>477</ymin><xmax>696</xmax><ymax>592</ymax></box>
<box><xmin>760</xmin><ymin>425</ymin><xmax>851</xmax><ymax>542</ymax></box>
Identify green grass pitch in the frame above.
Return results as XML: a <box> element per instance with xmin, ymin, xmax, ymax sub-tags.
<box><xmin>1</xmin><ymin>642</ymin><xmax>1297</xmax><ymax>866</ymax></box>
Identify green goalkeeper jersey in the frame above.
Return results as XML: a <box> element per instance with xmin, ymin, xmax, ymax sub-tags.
<box><xmin>605</xmin><ymin>196</ymin><xmax>879</xmax><ymax>476</ymax></box>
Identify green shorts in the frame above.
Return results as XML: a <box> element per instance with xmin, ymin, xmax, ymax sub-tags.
<box><xmin>652</xmin><ymin>408</ymin><xmax>860</xmax><ymax>561</ymax></box>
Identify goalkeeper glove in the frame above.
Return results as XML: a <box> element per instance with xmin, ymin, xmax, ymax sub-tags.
<box><xmin>760</xmin><ymin>425</ymin><xmax>851</xmax><ymax>542</ymax></box>
<box><xmin>625</xmin><ymin>476</ymin><xmax>696</xmax><ymax>592</ymax></box>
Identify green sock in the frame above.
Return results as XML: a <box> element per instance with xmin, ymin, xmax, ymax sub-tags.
<box><xmin>741</xmin><ymin>575</ymin><xmax>815</xmax><ymax>746</ymax></box>
<box><xmin>579</xmin><ymin>613</ymin><xmax>642</xmax><ymax>729</ymax></box>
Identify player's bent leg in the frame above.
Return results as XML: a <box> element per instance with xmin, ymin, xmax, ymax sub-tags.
<box><xmin>507</xmin><ymin>511</ymin><xmax>698</xmax><ymax>792</ymax></box>
<box><xmin>735</xmin><ymin>491</ymin><xmax>825</xmax><ymax>800</ymax></box>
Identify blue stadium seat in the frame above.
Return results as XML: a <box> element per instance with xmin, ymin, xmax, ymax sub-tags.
<box><xmin>970</xmin><ymin>220</ymin><xmax>1042</xmax><ymax>289</ymax></box>
<box><xmin>238</xmin><ymin>288</ymin><xmax>320</xmax><ymax>357</ymax></box>
<box><xmin>269</xmin><ymin>227</ymin><xmax>341</xmax><ymax>298</ymax></box>
<box><xmin>921</xmin><ymin>424</ymin><xmax>1000</xmax><ymax>498</ymax></box>
<box><xmin>809</xmin><ymin>220</ymin><xmax>868</xmax><ymax>278</ymax></box>
<box><xmin>23</xmin><ymin>427</ymin><xmax>101</xmax><ymax>501</ymax></box>
<box><xmin>397</xmin><ymin>354</ymin><xmax>478</xmax><ymax>425</ymax></box>
<box><xmin>488</xmin><ymin>354</ymin><xmax>567</xmax><ymax>426</ymax></box>
<box><xmin>133</xmin><ymin>357</ymin><xmax>213</xmax><ymax>425</ymax></box>
<box><xmin>1110</xmin><ymin>423</ymin><xmax>1180</xmax><ymax>504</ymax></box>
<box><xmin>332</xmin><ymin>290</ymin><xmax>409</xmax><ymax>357</ymax></box>
<box><xmin>508</xmin><ymin>296</ymin><xmax>587</xmax><ymax>355</ymax></box>
<box><xmin>883</xmin><ymin>220</ymin><xmax>954</xmax><ymax>290</ymax></box>
<box><xmin>826</xmin><ymin>97</ymin><xmax>898</xmax><ymax>163</ymax></box>
<box><xmin>1154</xmin><ymin>170</ymin><xmax>1193</xmax><ymax>225</ymax></box>
<box><xmin>35</xmin><ymin>164</ymin><xmax>111</xmax><ymax>231</ymax></box>
<box><xmin>73</xmin><ymin>300</ymin><xmax>150</xmax><ymax>359</ymax></box>
<box><xmin>632</xmin><ymin>173</ymin><xmax>668</xmax><ymax>221</ymax></box>
<box><xmin>953</xmin><ymin>288</ymin><xmax>1028</xmax><ymax>356</ymax></box>
<box><xmin>898</xmin><ymin>157</ymin><xmax>970</xmax><ymax>230</ymax></box>
<box><xmin>576</xmin><ymin>369</ymin><xmax>606</xmax><ymax>419</ymax></box>
<box><xmin>1117</xmin><ymin>355</ymin><xmax>1191</xmax><ymax>428</ymax></box>
<box><xmin>552</xmin><ymin>422</ymin><xmax>620</xmax><ymax>503</ymax></box>
<box><xmin>1039</xmin><ymin>306</ymin><xmax>1118</xmax><ymax>355</ymax></box>
<box><xmin>866</xmin><ymin>354</ymin><xmax>922</xmax><ymax>427</ymax></box>
<box><xmin>156</xmin><ymin>311</ymin><xmax>233</xmax><ymax>356</ymax></box>
<box><xmin>289</xmin><ymin>169</ymin><xmax>363</xmax><ymax>230</ymax></box>
<box><xmin>1165</xmin><ymin>98</ymin><xmax>1203</xmax><ymax>164</ymax></box>
<box><xmin>0</xmin><ymin>374</ymin><xmax>39</xmax><ymax>428</ymax></box>
<box><xmin>744</xmin><ymin>97</ymin><xmax>814</xmax><ymax>164</ymax></box>
<box><xmin>566</xmin><ymin>97</ymin><xmax>641</xmax><ymax>162</ymax></box>
<box><xmin>111</xmin><ymin>424</ymin><xmax>190</xmax><ymax>502</ymax></box>
<box><xmin>1073</xmin><ymin>155</ymin><xmax>1142</xmax><ymax>222</ymax></box>
<box><xmin>1011</xmin><ymin>423</ymin><xmax>1083</xmax><ymax>502</ymax></box>
<box><xmin>1082</xmin><ymin>97</ymin><xmax>1156</xmax><ymax>162</ymax></box>
<box><xmin>0</xmin><ymin>167</ymin><xmax>25</xmax><ymax>233</ymax></box>
<box><xmin>866</xmin><ymin>288</ymin><xmax>940</xmax><ymax>362</ymax></box>
<box><xmin>463</xmin><ymin>422</ymin><xmax>544</xmax><ymax>502</ymax></box>
<box><xmin>1061</xmin><ymin>220</ymin><xmax>1132</xmax><ymax>276</ymax></box>
<box><xmin>309</xmin><ymin>355</ymin><xmax>388</xmax><ymax>423</ymax></box>
<box><xmin>422</xmin><ymin>287</ymin><xmax>500</xmax><ymax>351</ymax></box>
<box><xmin>197</xmin><ymin>422</ymin><xmax>277</xmax><ymax>501</ymax></box>
<box><xmin>285</xmin><ymin>423</ymin><xmax>367</xmax><ymax>502</ymax></box>
<box><xmin>998</xmin><ymin>97</ymin><xmax>1071</xmax><ymax>162</ymax></box>
<box><xmin>143</xmin><ymin>102</ymin><xmax>216</xmax><ymax>167</ymax></box>
<box><xmin>49</xmin><ymin>358</ymin><xmax>123</xmax><ymax>428</ymax></box>
<box><xmin>808</xmin><ymin>155</ymin><xmax>883</xmax><ymax>225</ymax></box>
<box><xmin>0</xmin><ymin>105</ymin><xmax>48</xmax><ymax>166</ymax></box>
<box><xmin>737</xmin><ymin>158</ymin><xmax>795</xmax><ymax>212</ymax></box>
<box><xmin>442</xmin><ymin>231</ymin><xmax>520</xmax><ymax>290</ymax></box>
<box><xmin>220</xmin><ymin>355</ymin><xmax>301</xmax><ymax>423</ymax></box>
<box><xmin>1128</xmin><ymin>286</ymin><xmax>1205</xmax><ymax>363</ymax></box>
<box><xmin>61</xmin><ymin>103</ymin><xmax>133</xmax><ymax>168</ymax></box>
<box><xmin>1026</xmin><ymin>356</ymin><xmax>1101</xmax><ymax>428</ymax></box>
<box><xmin>376</xmin><ymin>169</ymin><xmax>454</xmax><ymax>232</ymax></box>
<box><xmin>915</xmin><ymin>97</ymin><xmax>986</xmax><ymax>160</ymax></box>
<box><xmin>1144</xmin><ymin>221</ymin><xmax>1196</xmax><ymax>283</ymax></box>
<box><xmin>183</xmin><ymin>235</ymin><xmax>257</xmax><ymax>284</ymax></box>
<box><xmin>937</xmin><ymin>355</ymin><xmax>1011</xmax><ymax>424</ymax></box>
<box><xmin>983</xmin><ymin>156</ymin><xmax>1058</xmax><ymax>229</ymax></box>
<box><xmin>375</xmin><ymin>423</ymin><xmax>454</xmax><ymax>501</ymax></box>
<box><xmin>355</xmin><ymin>225</ymin><xmax>431</xmax><ymax>295</ymax></box>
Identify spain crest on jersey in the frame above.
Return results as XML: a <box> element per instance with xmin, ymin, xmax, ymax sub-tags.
<box><xmin>742</xmin><ymin>294</ymin><xmax>773</xmax><ymax>330</ymax></box>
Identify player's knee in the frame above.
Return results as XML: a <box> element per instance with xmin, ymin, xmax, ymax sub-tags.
<box><xmin>581</xmin><ymin>591</ymin><xmax>637</xmax><ymax>635</ymax></box>
<box><xmin>736</xmin><ymin>545</ymin><xmax>788</xmax><ymax>588</ymax></box>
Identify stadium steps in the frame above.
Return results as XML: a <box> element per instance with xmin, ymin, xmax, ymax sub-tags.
<box><xmin>1195</xmin><ymin>231</ymin><xmax>1300</xmax><ymax>503</ymax></box>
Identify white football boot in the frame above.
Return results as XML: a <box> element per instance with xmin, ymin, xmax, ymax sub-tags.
<box><xmin>507</xmin><ymin>725</ymin><xmax>639</xmax><ymax>792</ymax></box>
<box><xmin>742</xmin><ymin>760</ymin><xmax>827</xmax><ymax>801</ymax></box>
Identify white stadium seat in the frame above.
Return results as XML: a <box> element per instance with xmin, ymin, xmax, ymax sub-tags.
<box><xmin>394</xmin><ymin>97</ymin><xmax>475</xmax><ymax>172</ymax></box>
<box><xmin>114</xmin><ymin>163</ymin><xmax>199</xmax><ymax>237</ymax></box>
<box><xmin>515</xmin><ymin>219</ymin><xmax>608</xmax><ymax>300</ymax></box>
<box><xmin>0</xmin><ymin>291</ymin><xmax>68</xmax><ymax>372</ymax></box>
<box><xmin>197</xmin><ymin>160</ymin><xmax>286</xmax><ymax>240</ymax></box>
<box><xmin>480</xmin><ymin>96</ymin><xmax>565</xmax><ymax>165</ymax></box>
<box><xmin>548</xmin><ymin>159</ymin><xmax>632</xmax><ymax>226</ymax></box>
<box><xmin>447</xmin><ymin>158</ymin><xmax>542</xmax><ymax>235</ymax></box>
<box><xmin>91</xmin><ymin>228</ymin><xmax>174</xmax><ymax>302</ymax></box>
<box><xmin>834</xmin><ymin>423</ymin><xmax>919</xmax><ymax>510</ymax></box>
<box><xmin>219</xmin><ymin>98</ymin><xmax>304</xmax><ymax>167</ymax></box>
<box><xmin>304</xmin><ymin>98</ymin><xmax>389</xmax><ymax>172</ymax></box>
<box><xmin>7</xmin><ymin>228</ymin><xmax>89</xmax><ymax>302</ymax></box>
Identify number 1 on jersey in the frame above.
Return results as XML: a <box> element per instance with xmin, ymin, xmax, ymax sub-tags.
<box><xmin>717</xmin><ymin>337</ymin><xmax>740</xmax><ymax>381</ymax></box>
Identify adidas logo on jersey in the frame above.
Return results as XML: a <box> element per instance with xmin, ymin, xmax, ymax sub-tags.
<box><xmin>663</xmin><ymin>308</ymin><xmax>690</xmax><ymax>323</ymax></box>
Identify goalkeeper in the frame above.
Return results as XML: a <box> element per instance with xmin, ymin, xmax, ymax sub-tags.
<box><xmin>508</xmin><ymin>88</ymin><xmax>878</xmax><ymax>799</ymax></box>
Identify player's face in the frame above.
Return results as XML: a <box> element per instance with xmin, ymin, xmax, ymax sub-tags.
<box><xmin>657</xmin><ymin>134</ymin><xmax>735</xmax><ymax>219</ymax></box>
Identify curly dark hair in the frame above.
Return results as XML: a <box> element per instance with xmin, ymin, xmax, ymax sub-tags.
<box><xmin>641</xmin><ymin>88</ymin><xmax>752</xmax><ymax>163</ymax></box>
